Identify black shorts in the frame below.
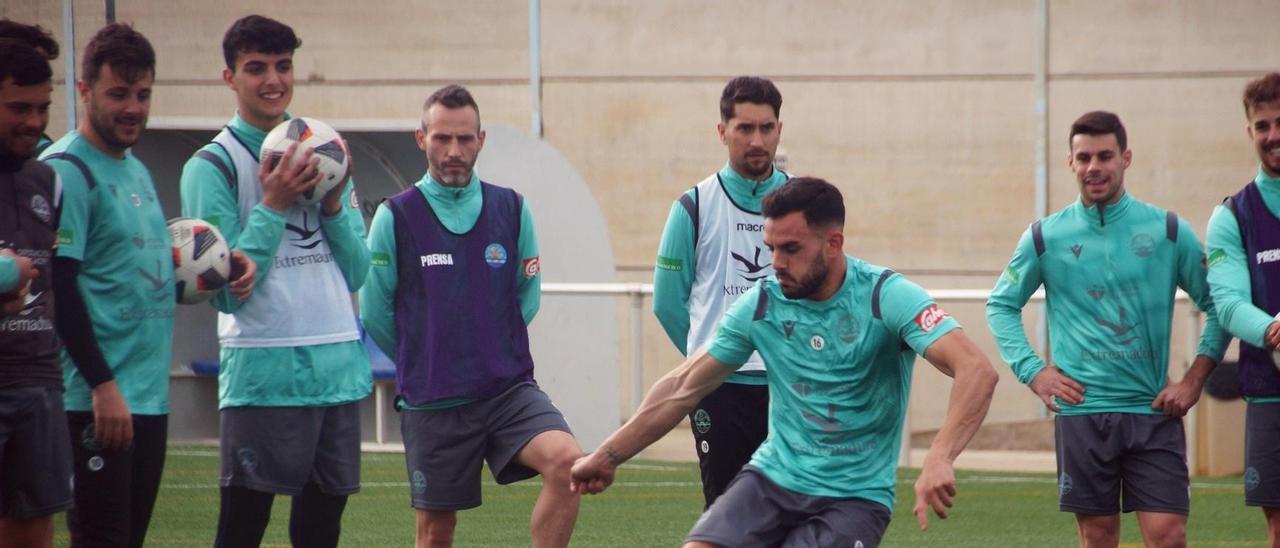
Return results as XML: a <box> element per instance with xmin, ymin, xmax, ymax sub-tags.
<box><xmin>1055</xmin><ymin>413</ymin><xmax>1189</xmax><ymax>515</ymax></box>
<box><xmin>689</xmin><ymin>381</ymin><xmax>769</xmax><ymax>508</ymax></box>
<box><xmin>0</xmin><ymin>383</ymin><xmax>72</xmax><ymax>519</ymax></box>
<box><xmin>401</xmin><ymin>382</ymin><xmax>572</xmax><ymax>511</ymax></box>
<box><xmin>686</xmin><ymin>466</ymin><xmax>892</xmax><ymax>548</ymax></box>
<box><xmin>1245</xmin><ymin>401</ymin><xmax>1280</xmax><ymax>508</ymax></box>
<box><xmin>219</xmin><ymin>402</ymin><xmax>362</xmax><ymax>496</ymax></box>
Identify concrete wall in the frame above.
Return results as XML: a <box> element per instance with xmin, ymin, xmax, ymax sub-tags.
<box><xmin>6</xmin><ymin>0</ymin><xmax>1275</xmax><ymax>432</ymax></box>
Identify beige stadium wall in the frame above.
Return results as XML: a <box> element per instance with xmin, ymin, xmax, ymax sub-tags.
<box><xmin>6</xmin><ymin>0</ymin><xmax>1277</xmax><ymax>432</ymax></box>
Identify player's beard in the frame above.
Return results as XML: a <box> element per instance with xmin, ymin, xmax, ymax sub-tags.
<box><xmin>88</xmin><ymin>105</ymin><xmax>144</xmax><ymax>152</ymax></box>
<box><xmin>779</xmin><ymin>253</ymin><xmax>828</xmax><ymax>300</ymax></box>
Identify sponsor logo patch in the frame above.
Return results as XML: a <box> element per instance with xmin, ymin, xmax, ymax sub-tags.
<box><xmin>1004</xmin><ymin>266</ymin><xmax>1021</xmax><ymax>285</ymax></box>
<box><xmin>57</xmin><ymin>228</ymin><xmax>73</xmax><ymax>246</ymax></box>
<box><xmin>655</xmin><ymin>255</ymin><xmax>683</xmax><ymax>272</ymax></box>
<box><xmin>371</xmin><ymin>252</ymin><xmax>391</xmax><ymax>267</ymax></box>
<box><xmin>522</xmin><ymin>257</ymin><xmax>540</xmax><ymax>279</ymax></box>
<box><xmin>914</xmin><ymin>305</ymin><xmax>950</xmax><ymax>333</ymax></box>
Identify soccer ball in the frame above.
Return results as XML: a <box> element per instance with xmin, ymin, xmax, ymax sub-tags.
<box><xmin>168</xmin><ymin>217</ymin><xmax>231</xmax><ymax>304</ymax></box>
<box><xmin>260</xmin><ymin>117</ymin><xmax>350</xmax><ymax>207</ymax></box>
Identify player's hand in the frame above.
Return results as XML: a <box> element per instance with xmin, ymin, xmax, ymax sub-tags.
<box><xmin>1152</xmin><ymin>377</ymin><xmax>1204</xmax><ymax>417</ymax></box>
<box><xmin>259</xmin><ymin>142</ymin><xmax>322</xmax><ymax>211</ymax></box>
<box><xmin>0</xmin><ymin>249</ymin><xmax>37</xmax><ymax>316</ymax></box>
<box><xmin>569</xmin><ymin>451</ymin><xmax>618</xmax><ymax>495</ymax></box>
<box><xmin>913</xmin><ymin>454</ymin><xmax>957</xmax><ymax>530</ymax></box>
<box><xmin>1028</xmin><ymin>366</ymin><xmax>1085</xmax><ymax>413</ymax></box>
<box><xmin>91</xmin><ymin>381</ymin><xmax>133</xmax><ymax>451</ymax></box>
<box><xmin>227</xmin><ymin>250</ymin><xmax>256</xmax><ymax>302</ymax></box>
<box><xmin>1264</xmin><ymin>321</ymin><xmax>1280</xmax><ymax>349</ymax></box>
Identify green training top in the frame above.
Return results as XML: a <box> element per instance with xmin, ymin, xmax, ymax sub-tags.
<box><xmin>359</xmin><ymin>172</ymin><xmax>540</xmax><ymax>409</ymax></box>
<box><xmin>987</xmin><ymin>192</ymin><xmax>1229</xmax><ymax>415</ymax></box>
<box><xmin>42</xmin><ymin>131</ymin><xmax>174</xmax><ymax>415</ymax></box>
<box><xmin>179</xmin><ymin>113</ymin><xmax>371</xmax><ymax>408</ymax></box>
<box><xmin>708</xmin><ymin>256</ymin><xmax>959</xmax><ymax>508</ymax></box>
<box><xmin>653</xmin><ymin>162</ymin><xmax>787</xmax><ymax>385</ymax></box>
<box><xmin>0</xmin><ymin>256</ymin><xmax>16</xmax><ymax>294</ymax></box>
<box><xmin>1205</xmin><ymin>166</ymin><xmax>1280</xmax><ymax>404</ymax></box>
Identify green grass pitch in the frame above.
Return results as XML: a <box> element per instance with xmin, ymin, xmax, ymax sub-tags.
<box><xmin>53</xmin><ymin>446</ymin><xmax>1264</xmax><ymax>546</ymax></box>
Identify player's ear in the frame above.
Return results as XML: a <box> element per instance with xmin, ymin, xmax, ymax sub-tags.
<box><xmin>414</xmin><ymin>127</ymin><xmax>427</xmax><ymax>152</ymax></box>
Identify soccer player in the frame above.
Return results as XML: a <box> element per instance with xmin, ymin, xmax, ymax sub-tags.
<box><xmin>0</xmin><ymin>19</ymin><xmax>58</xmax><ymax>157</ymax></box>
<box><xmin>39</xmin><ymin>24</ymin><xmax>173</xmax><ymax>547</ymax></box>
<box><xmin>360</xmin><ymin>84</ymin><xmax>582</xmax><ymax>548</ymax></box>
<box><xmin>0</xmin><ymin>38</ymin><xmax>70</xmax><ymax>548</ymax></box>
<box><xmin>987</xmin><ymin>111</ymin><xmax>1229</xmax><ymax>547</ymax></box>
<box><xmin>572</xmin><ymin>177</ymin><xmax>999</xmax><ymax>547</ymax></box>
<box><xmin>1205</xmin><ymin>72</ymin><xmax>1280</xmax><ymax>546</ymax></box>
<box><xmin>178</xmin><ymin>14</ymin><xmax>369</xmax><ymax>548</ymax></box>
<box><xmin>652</xmin><ymin>76</ymin><xmax>788</xmax><ymax>507</ymax></box>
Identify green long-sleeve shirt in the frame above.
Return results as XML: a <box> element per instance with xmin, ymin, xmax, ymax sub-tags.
<box><xmin>359</xmin><ymin>172</ymin><xmax>539</xmax><ymax>408</ymax></box>
<box><xmin>987</xmin><ymin>192</ymin><xmax>1229</xmax><ymax>415</ymax></box>
<box><xmin>179</xmin><ymin>113</ymin><xmax>371</xmax><ymax>408</ymax></box>
<box><xmin>651</xmin><ymin>162</ymin><xmax>786</xmax><ymax>385</ymax></box>
<box><xmin>1206</xmin><ymin>166</ymin><xmax>1280</xmax><ymax>404</ymax></box>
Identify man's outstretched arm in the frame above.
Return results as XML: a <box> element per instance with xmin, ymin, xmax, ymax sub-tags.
<box><xmin>913</xmin><ymin>329</ymin><xmax>999</xmax><ymax>530</ymax></box>
<box><xmin>570</xmin><ymin>349</ymin><xmax>736</xmax><ymax>494</ymax></box>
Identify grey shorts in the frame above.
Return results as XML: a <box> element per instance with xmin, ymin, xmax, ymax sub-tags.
<box><xmin>1245</xmin><ymin>402</ymin><xmax>1280</xmax><ymax>507</ymax></box>
<box><xmin>401</xmin><ymin>382</ymin><xmax>572</xmax><ymax>511</ymax></box>
<box><xmin>219</xmin><ymin>402</ymin><xmax>361</xmax><ymax>496</ymax></box>
<box><xmin>0</xmin><ymin>383</ymin><xmax>73</xmax><ymax>518</ymax></box>
<box><xmin>685</xmin><ymin>466</ymin><xmax>892</xmax><ymax>548</ymax></box>
<box><xmin>1055</xmin><ymin>413</ymin><xmax>1189</xmax><ymax>515</ymax></box>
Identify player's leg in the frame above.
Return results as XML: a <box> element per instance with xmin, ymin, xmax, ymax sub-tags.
<box><xmin>514</xmin><ymin>430</ymin><xmax>580</xmax><ymax>548</ymax></box>
<box><xmin>1075</xmin><ymin>514</ymin><xmax>1121</xmax><ymax>548</ymax></box>
<box><xmin>0</xmin><ymin>516</ymin><xmax>53</xmax><ymax>548</ymax></box>
<box><xmin>214</xmin><ymin>486</ymin><xmax>275</xmax><ymax>548</ymax></box>
<box><xmin>489</xmin><ymin>384</ymin><xmax>579</xmax><ymax>548</ymax></box>
<box><xmin>0</xmin><ymin>384</ymin><xmax>73</xmax><ymax>548</ymax></box>
<box><xmin>1264</xmin><ymin>507</ymin><xmax>1280</xmax><ymax>547</ymax></box>
<box><xmin>1057</xmin><ymin>414</ymin><xmax>1124</xmax><ymax>547</ymax></box>
<box><xmin>684</xmin><ymin>466</ymin><xmax>792</xmax><ymax>547</ymax></box>
<box><xmin>125</xmin><ymin>414</ymin><xmax>167</xmax><ymax>548</ymax></box>
<box><xmin>1134</xmin><ymin>513</ymin><xmax>1186</xmax><ymax>548</ymax></box>
<box><xmin>782</xmin><ymin>496</ymin><xmax>892</xmax><ymax>548</ymax></box>
<box><xmin>65</xmin><ymin>410</ymin><xmax>133</xmax><ymax>546</ymax></box>
<box><xmin>1120</xmin><ymin>415</ymin><xmax>1190</xmax><ymax>548</ymax></box>
<box><xmin>1245</xmin><ymin>403</ymin><xmax>1280</xmax><ymax>547</ymax></box>
<box><xmin>290</xmin><ymin>402</ymin><xmax>361</xmax><ymax>548</ymax></box>
<box><xmin>688</xmin><ymin>383</ymin><xmax>768</xmax><ymax>509</ymax></box>
<box><xmin>290</xmin><ymin>481</ymin><xmax>349</xmax><ymax>548</ymax></box>
<box><xmin>402</xmin><ymin>405</ymin><xmax>486</xmax><ymax>547</ymax></box>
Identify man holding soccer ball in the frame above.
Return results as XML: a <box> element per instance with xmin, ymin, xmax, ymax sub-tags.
<box><xmin>179</xmin><ymin>14</ymin><xmax>370</xmax><ymax>548</ymax></box>
<box><xmin>1205</xmin><ymin>72</ymin><xmax>1280</xmax><ymax>546</ymax></box>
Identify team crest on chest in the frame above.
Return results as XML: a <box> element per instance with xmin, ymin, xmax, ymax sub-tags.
<box><xmin>484</xmin><ymin>243</ymin><xmax>508</xmax><ymax>268</ymax></box>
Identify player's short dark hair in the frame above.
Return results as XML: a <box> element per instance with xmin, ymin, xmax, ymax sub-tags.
<box><xmin>1069</xmin><ymin>110</ymin><xmax>1127</xmax><ymax>151</ymax></box>
<box><xmin>1243</xmin><ymin>73</ymin><xmax>1280</xmax><ymax>118</ymax></box>
<box><xmin>720</xmin><ymin>76</ymin><xmax>782</xmax><ymax>122</ymax></box>
<box><xmin>82</xmin><ymin>23</ymin><xmax>155</xmax><ymax>85</ymax></box>
<box><xmin>762</xmin><ymin>177</ymin><xmax>845</xmax><ymax>230</ymax></box>
<box><xmin>0</xmin><ymin>39</ymin><xmax>52</xmax><ymax>86</ymax></box>
<box><xmin>422</xmin><ymin>84</ymin><xmax>481</xmax><ymax>129</ymax></box>
<box><xmin>222</xmin><ymin>15</ymin><xmax>301</xmax><ymax>70</ymax></box>
<box><xmin>0</xmin><ymin>19</ymin><xmax>59</xmax><ymax>60</ymax></box>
